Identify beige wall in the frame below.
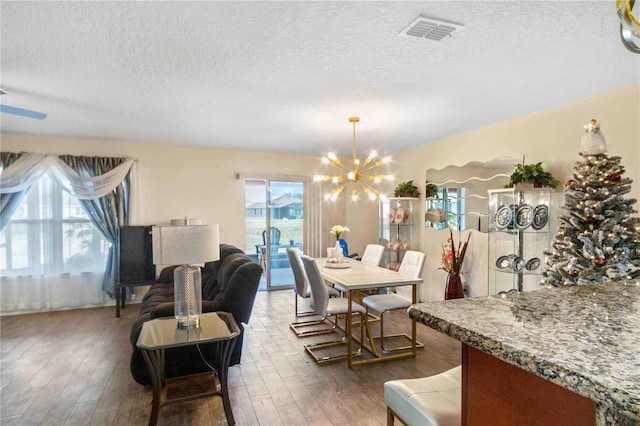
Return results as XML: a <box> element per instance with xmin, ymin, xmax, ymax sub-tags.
<box><xmin>388</xmin><ymin>83</ymin><xmax>640</xmax><ymax>300</ymax></box>
<box><xmin>0</xmin><ymin>136</ymin><xmax>333</xmax><ymax>252</ymax></box>
<box><xmin>2</xmin><ymin>84</ymin><xmax>638</xmax><ymax>280</ymax></box>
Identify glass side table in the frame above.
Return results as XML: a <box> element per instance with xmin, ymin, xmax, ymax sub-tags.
<box><xmin>136</xmin><ymin>312</ymin><xmax>240</xmax><ymax>426</ymax></box>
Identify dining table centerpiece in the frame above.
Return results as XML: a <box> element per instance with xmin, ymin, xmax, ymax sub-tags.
<box><xmin>328</xmin><ymin>225</ymin><xmax>350</xmax><ymax>260</ymax></box>
<box><xmin>440</xmin><ymin>228</ymin><xmax>471</xmax><ymax>300</ymax></box>
<box><xmin>330</xmin><ymin>225</ymin><xmax>350</xmax><ymax>242</ymax></box>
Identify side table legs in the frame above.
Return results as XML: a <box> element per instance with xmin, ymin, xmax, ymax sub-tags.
<box><xmin>140</xmin><ymin>338</ymin><xmax>237</xmax><ymax>426</ymax></box>
<box><xmin>141</xmin><ymin>348</ymin><xmax>165</xmax><ymax>426</ymax></box>
<box><xmin>218</xmin><ymin>337</ymin><xmax>236</xmax><ymax>426</ymax></box>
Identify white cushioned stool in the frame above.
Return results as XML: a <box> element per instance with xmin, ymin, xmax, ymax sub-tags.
<box><xmin>384</xmin><ymin>365</ymin><xmax>461</xmax><ymax>426</ymax></box>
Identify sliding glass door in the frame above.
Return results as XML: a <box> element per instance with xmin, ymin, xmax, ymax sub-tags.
<box><xmin>244</xmin><ymin>179</ymin><xmax>304</xmax><ymax>290</ymax></box>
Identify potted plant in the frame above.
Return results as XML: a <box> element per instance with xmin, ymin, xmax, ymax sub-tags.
<box><xmin>425</xmin><ymin>181</ymin><xmax>439</xmax><ymax>198</ymax></box>
<box><xmin>506</xmin><ymin>162</ymin><xmax>560</xmax><ymax>189</ymax></box>
<box><xmin>393</xmin><ymin>180</ymin><xmax>420</xmax><ymax>198</ymax></box>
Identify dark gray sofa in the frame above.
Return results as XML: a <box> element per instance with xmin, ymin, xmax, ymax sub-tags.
<box><xmin>129</xmin><ymin>244</ymin><xmax>262</xmax><ymax>386</ymax></box>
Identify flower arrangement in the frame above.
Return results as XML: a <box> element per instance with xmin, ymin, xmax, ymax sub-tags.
<box><xmin>440</xmin><ymin>228</ymin><xmax>471</xmax><ymax>276</ymax></box>
<box><xmin>330</xmin><ymin>225</ymin><xmax>350</xmax><ymax>242</ymax></box>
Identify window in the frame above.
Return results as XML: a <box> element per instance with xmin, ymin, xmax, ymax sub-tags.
<box><xmin>0</xmin><ymin>174</ymin><xmax>109</xmax><ymax>277</ymax></box>
<box><xmin>438</xmin><ymin>187</ymin><xmax>466</xmax><ymax>230</ymax></box>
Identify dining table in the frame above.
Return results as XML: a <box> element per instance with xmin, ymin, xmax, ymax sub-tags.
<box><xmin>313</xmin><ymin>257</ymin><xmax>423</xmax><ymax>367</ymax></box>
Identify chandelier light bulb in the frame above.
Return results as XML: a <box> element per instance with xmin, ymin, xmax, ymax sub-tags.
<box><xmin>313</xmin><ymin>175</ymin><xmax>323</xmax><ymax>182</ymax></box>
<box><xmin>315</xmin><ymin>117</ymin><xmax>392</xmax><ymax>201</ymax></box>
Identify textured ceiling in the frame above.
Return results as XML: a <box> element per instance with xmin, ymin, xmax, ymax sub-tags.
<box><xmin>1</xmin><ymin>1</ymin><xmax>639</xmax><ymax>158</ymax></box>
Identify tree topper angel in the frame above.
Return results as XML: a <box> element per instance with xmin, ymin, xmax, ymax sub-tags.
<box><xmin>580</xmin><ymin>119</ymin><xmax>607</xmax><ymax>155</ymax></box>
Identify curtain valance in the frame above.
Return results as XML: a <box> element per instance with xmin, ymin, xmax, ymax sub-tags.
<box><xmin>0</xmin><ymin>152</ymin><xmax>135</xmax><ymax>199</ymax></box>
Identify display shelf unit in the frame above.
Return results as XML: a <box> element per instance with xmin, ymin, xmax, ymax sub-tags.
<box><xmin>379</xmin><ymin>197</ymin><xmax>419</xmax><ymax>271</ymax></box>
<box><xmin>488</xmin><ymin>188</ymin><xmax>553</xmax><ymax>294</ymax></box>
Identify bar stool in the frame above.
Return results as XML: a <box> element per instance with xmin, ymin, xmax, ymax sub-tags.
<box><xmin>384</xmin><ymin>365</ymin><xmax>462</xmax><ymax>425</ymax></box>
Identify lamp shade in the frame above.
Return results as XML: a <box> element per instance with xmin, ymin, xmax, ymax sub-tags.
<box><xmin>152</xmin><ymin>224</ymin><xmax>220</xmax><ymax>265</ymax></box>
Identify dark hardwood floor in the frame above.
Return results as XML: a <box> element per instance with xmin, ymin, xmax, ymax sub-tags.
<box><xmin>0</xmin><ymin>289</ymin><xmax>460</xmax><ymax>425</ymax></box>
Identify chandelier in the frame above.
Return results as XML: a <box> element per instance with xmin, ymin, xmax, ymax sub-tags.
<box><xmin>313</xmin><ymin>117</ymin><xmax>394</xmax><ymax>201</ymax></box>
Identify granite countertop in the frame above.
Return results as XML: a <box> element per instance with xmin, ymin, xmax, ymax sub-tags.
<box><xmin>409</xmin><ymin>280</ymin><xmax>640</xmax><ymax>421</ymax></box>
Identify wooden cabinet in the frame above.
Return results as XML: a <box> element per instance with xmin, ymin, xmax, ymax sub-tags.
<box><xmin>115</xmin><ymin>225</ymin><xmax>155</xmax><ymax>317</ymax></box>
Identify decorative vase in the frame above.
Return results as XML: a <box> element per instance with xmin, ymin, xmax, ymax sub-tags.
<box><xmin>445</xmin><ymin>274</ymin><xmax>464</xmax><ymax>300</ymax></box>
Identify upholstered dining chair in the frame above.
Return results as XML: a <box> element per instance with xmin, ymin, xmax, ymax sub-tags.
<box><xmin>359</xmin><ymin>244</ymin><xmax>385</xmax><ymax>266</ymax></box>
<box><xmin>335</xmin><ymin>243</ymin><xmax>385</xmax><ymax>324</ymax></box>
<box><xmin>300</xmin><ymin>255</ymin><xmax>366</xmax><ymax>363</ymax></box>
<box><xmin>362</xmin><ymin>250</ymin><xmax>426</xmax><ymax>353</ymax></box>
<box><xmin>287</xmin><ymin>248</ymin><xmax>340</xmax><ymax>337</ymax></box>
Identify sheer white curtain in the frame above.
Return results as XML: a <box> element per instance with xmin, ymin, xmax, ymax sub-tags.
<box><xmin>0</xmin><ymin>153</ymin><xmax>135</xmax><ymax>199</ymax></box>
<box><xmin>0</xmin><ymin>153</ymin><xmax>135</xmax><ymax>315</ymax></box>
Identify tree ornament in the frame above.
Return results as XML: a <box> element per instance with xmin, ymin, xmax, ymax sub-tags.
<box><xmin>566</xmin><ymin>179</ymin><xmax>575</xmax><ymax>187</ymax></box>
<box><xmin>610</xmin><ymin>173</ymin><xmax>621</xmax><ymax>182</ymax></box>
<box><xmin>580</xmin><ymin>119</ymin><xmax>607</xmax><ymax>155</ymax></box>
<box><xmin>569</xmin><ymin>269</ymin><xmax>579</xmax><ymax>277</ymax></box>
<box><xmin>594</xmin><ymin>257</ymin><xmax>606</xmax><ymax>267</ymax></box>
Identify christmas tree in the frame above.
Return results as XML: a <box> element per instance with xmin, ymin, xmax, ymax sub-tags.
<box><xmin>541</xmin><ymin>119</ymin><xmax>640</xmax><ymax>286</ymax></box>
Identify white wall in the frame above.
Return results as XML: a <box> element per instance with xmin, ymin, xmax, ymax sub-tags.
<box><xmin>0</xmin><ymin>136</ymin><xmax>338</xmax><ymax>252</ymax></box>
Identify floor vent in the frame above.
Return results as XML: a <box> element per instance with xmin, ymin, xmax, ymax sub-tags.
<box><xmin>399</xmin><ymin>15</ymin><xmax>464</xmax><ymax>41</ymax></box>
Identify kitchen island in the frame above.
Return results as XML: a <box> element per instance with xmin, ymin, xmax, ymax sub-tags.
<box><xmin>409</xmin><ymin>280</ymin><xmax>640</xmax><ymax>425</ymax></box>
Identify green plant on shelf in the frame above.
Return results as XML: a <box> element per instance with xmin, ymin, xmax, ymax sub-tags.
<box><xmin>425</xmin><ymin>181</ymin><xmax>439</xmax><ymax>198</ymax></box>
<box><xmin>393</xmin><ymin>180</ymin><xmax>420</xmax><ymax>198</ymax></box>
<box><xmin>506</xmin><ymin>162</ymin><xmax>559</xmax><ymax>189</ymax></box>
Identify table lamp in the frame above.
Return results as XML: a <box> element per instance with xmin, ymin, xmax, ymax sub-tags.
<box><xmin>152</xmin><ymin>224</ymin><xmax>220</xmax><ymax>329</ymax></box>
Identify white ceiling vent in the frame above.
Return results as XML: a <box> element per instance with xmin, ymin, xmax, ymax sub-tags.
<box><xmin>399</xmin><ymin>15</ymin><xmax>464</xmax><ymax>41</ymax></box>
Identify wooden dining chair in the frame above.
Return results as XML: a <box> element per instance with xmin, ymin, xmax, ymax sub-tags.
<box><xmin>287</xmin><ymin>248</ymin><xmax>340</xmax><ymax>337</ymax></box>
<box><xmin>362</xmin><ymin>250</ymin><xmax>426</xmax><ymax>352</ymax></box>
<box><xmin>300</xmin><ymin>255</ymin><xmax>366</xmax><ymax>363</ymax></box>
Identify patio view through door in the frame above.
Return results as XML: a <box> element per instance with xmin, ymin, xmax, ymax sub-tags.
<box><xmin>244</xmin><ymin>179</ymin><xmax>304</xmax><ymax>290</ymax></box>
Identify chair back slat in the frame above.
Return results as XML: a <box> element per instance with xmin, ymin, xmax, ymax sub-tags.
<box><xmin>262</xmin><ymin>227</ymin><xmax>281</xmax><ymax>245</ymax></box>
